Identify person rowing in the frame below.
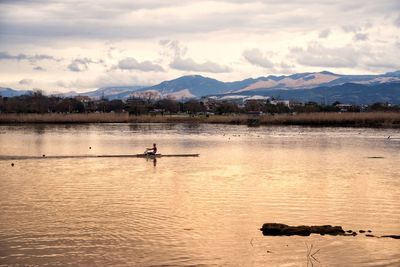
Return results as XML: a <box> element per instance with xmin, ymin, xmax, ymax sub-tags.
<box><xmin>144</xmin><ymin>143</ymin><xmax>157</xmax><ymax>156</ymax></box>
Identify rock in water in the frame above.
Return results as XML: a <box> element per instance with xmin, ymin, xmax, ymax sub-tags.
<box><xmin>260</xmin><ymin>223</ymin><xmax>345</xmax><ymax>236</ymax></box>
<box><xmin>260</xmin><ymin>223</ymin><xmax>311</xmax><ymax>236</ymax></box>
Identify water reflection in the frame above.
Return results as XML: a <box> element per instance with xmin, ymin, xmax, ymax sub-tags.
<box><xmin>145</xmin><ymin>157</ymin><xmax>157</xmax><ymax>167</ymax></box>
<box><xmin>128</xmin><ymin>123</ymin><xmax>177</xmax><ymax>133</ymax></box>
<box><xmin>32</xmin><ymin>124</ymin><xmax>46</xmax><ymax>135</ymax></box>
<box><xmin>0</xmin><ymin>123</ymin><xmax>399</xmax><ymax>266</ymax></box>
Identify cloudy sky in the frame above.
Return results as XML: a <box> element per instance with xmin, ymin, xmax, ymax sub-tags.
<box><xmin>0</xmin><ymin>0</ymin><xmax>399</xmax><ymax>93</ymax></box>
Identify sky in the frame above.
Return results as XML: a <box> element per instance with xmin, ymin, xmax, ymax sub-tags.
<box><xmin>0</xmin><ymin>0</ymin><xmax>399</xmax><ymax>93</ymax></box>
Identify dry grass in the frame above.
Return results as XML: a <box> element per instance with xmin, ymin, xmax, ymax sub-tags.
<box><xmin>0</xmin><ymin>112</ymin><xmax>399</xmax><ymax>127</ymax></box>
<box><xmin>260</xmin><ymin>112</ymin><xmax>400</xmax><ymax>127</ymax></box>
<box><xmin>0</xmin><ymin>113</ymin><xmax>130</xmax><ymax>123</ymax></box>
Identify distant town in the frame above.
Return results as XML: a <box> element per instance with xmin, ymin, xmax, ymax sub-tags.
<box><xmin>0</xmin><ymin>90</ymin><xmax>399</xmax><ymax>116</ymax></box>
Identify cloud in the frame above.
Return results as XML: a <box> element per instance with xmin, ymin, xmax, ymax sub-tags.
<box><xmin>395</xmin><ymin>15</ymin><xmax>400</xmax><ymax>27</ymax></box>
<box><xmin>116</xmin><ymin>57</ymin><xmax>164</xmax><ymax>72</ymax></box>
<box><xmin>56</xmin><ymin>80</ymin><xmax>69</xmax><ymax>88</ymax></box>
<box><xmin>55</xmin><ymin>72</ymin><xmax>154</xmax><ymax>90</ymax></box>
<box><xmin>161</xmin><ymin>40</ymin><xmax>231</xmax><ymax>73</ymax></box>
<box><xmin>318</xmin><ymin>28</ymin><xmax>331</xmax><ymax>38</ymax></box>
<box><xmin>361</xmin><ymin>45</ymin><xmax>400</xmax><ymax>70</ymax></box>
<box><xmin>342</xmin><ymin>22</ymin><xmax>370</xmax><ymax>42</ymax></box>
<box><xmin>353</xmin><ymin>33</ymin><xmax>368</xmax><ymax>41</ymax></box>
<box><xmin>0</xmin><ymin>1</ymin><xmax>258</xmax><ymax>41</ymax></box>
<box><xmin>242</xmin><ymin>48</ymin><xmax>295</xmax><ymax>73</ymax></box>
<box><xmin>243</xmin><ymin>49</ymin><xmax>274</xmax><ymax>69</ymax></box>
<box><xmin>364</xmin><ymin>61</ymin><xmax>400</xmax><ymax>70</ymax></box>
<box><xmin>170</xmin><ymin>57</ymin><xmax>231</xmax><ymax>73</ymax></box>
<box><xmin>33</xmin><ymin>66</ymin><xmax>46</xmax><ymax>71</ymax></box>
<box><xmin>277</xmin><ymin>62</ymin><xmax>295</xmax><ymax>73</ymax></box>
<box><xmin>19</xmin><ymin>78</ymin><xmax>33</xmax><ymax>85</ymax></box>
<box><xmin>68</xmin><ymin>63</ymin><xmax>85</xmax><ymax>72</ymax></box>
<box><xmin>67</xmin><ymin>57</ymin><xmax>100</xmax><ymax>72</ymax></box>
<box><xmin>1</xmin><ymin>0</ymin><xmax>399</xmax><ymax>45</ymax></box>
<box><xmin>68</xmin><ymin>59</ymin><xmax>89</xmax><ymax>72</ymax></box>
<box><xmin>32</xmin><ymin>54</ymin><xmax>57</xmax><ymax>61</ymax></box>
<box><xmin>1</xmin><ymin>1</ymin><xmax>400</xmax><ymax>92</ymax></box>
<box><xmin>342</xmin><ymin>25</ymin><xmax>361</xmax><ymax>33</ymax></box>
<box><xmin>291</xmin><ymin>41</ymin><xmax>400</xmax><ymax>71</ymax></box>
<box><xmin>291</xmin><ymin>42</ymin><xmax>359</xmax><ymax>68</ymax></box>
<box><xmin>159</xmin><ymin>39</ymin><xmax>187</xmax><ymax>58</ymax></box>
<box><xmin>0</xmin><ymin>51</ymin><xmax>60</xmax><ymax>62</ymax></box>
<box><xmin>0</xmin><ymin>52</ymin><xmax>29</xmax><ymax>60</ymax></box>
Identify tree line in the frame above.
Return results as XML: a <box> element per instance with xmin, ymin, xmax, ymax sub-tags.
<box><xmin>0</xmin><ymin>91</ymin><xmax>399</xmax><ymax>114</ymax></box>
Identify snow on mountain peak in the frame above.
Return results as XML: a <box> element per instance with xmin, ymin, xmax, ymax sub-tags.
<box><xmin>236</xmin><ymin>72</ymin><xmax>339</xmax><ymax>92</ymax></box>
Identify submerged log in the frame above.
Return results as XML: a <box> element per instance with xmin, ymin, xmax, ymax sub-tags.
<box><xmin>260</xmin><ymin>223</ymin><xmax>345</xmax><ymax>236</ymax></box>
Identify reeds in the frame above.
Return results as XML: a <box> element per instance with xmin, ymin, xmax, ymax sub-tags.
<box><xmin>0</xmin><ymin>113</ymin><xmax>130</xmax><ymax>123</ymax></box>
<box><xmin>259</xmin><ymin>112</ymin><xmax>400</xmax><ymax>127</ymax></box>
<box><xmin>0</xmin><ymin>112</ymin><xmax>399</xmax><ymax>127</ymax></box>
<box><xmin>306</xmin><ymin>242</ymin><xmax>320</xmax><ymax>267</ymax></box>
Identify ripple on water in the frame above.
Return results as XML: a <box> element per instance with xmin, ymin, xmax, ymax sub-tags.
<box><xmin>0</xmin><ymin>124</ymin><xmax>399</xmax><ymax>266</ymax></box>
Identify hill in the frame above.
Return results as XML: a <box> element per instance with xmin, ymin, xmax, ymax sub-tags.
<box><xmin>218</xmin><ymin>82</ymin><xmax>400</xmax><ymax>105</ymax></box>
<box><xmin>2</xmin><ymin>70</ymin><xmax>400</xmax><ymax>104</ymax></box>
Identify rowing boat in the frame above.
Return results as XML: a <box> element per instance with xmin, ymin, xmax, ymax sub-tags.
<box><xmin>131</xmin><ymin>154</ymin><xmax>199</xmax><ymax>158</ymax></box>
<box><xmin>0</xmin><ymin>154</ymin><xmax>199</xmax><ymax>160</ymax></box>
<box><xmin>97</xmin><ymin>154</ymin><xmax>199</xmax><ymax>158</ymax></box>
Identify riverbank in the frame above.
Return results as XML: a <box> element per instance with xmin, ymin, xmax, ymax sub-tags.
<box><xmin>0</xmin><ymin>112</ymin><xmax>400</xmax><ymax>127</ymax></box>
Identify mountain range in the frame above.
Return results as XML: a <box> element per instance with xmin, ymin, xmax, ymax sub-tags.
<box><xmin>0</xmin><ymin>87</ymin><xmax>30</xmax><ymax>97</ymax></box>
<box><xmin>1</xmin><ymin>70</ymin><xmax>400</xmax><ymax>104</ymax></box>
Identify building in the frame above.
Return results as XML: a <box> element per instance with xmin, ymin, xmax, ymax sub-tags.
<box><xmin>74</xmin><ymin>96</ymin><xmax>91</xmax><ymax>103</ymax></box>
<box><xmin>335</xmin><ymin>104</ymin><xmax>353</xmax><ymax>112</ymax></box>
<box><xmin>270</xmin><ymin>100</ymin><xmax>290</xmax><ymax>107</ymax></box>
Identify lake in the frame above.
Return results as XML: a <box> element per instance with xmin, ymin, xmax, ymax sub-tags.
<box><xmin>0</xmin><ymin>123</ymin><xmax>399</xmax><ymax>266</ymax></box>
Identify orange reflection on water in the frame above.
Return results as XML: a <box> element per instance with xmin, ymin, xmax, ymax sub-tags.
<box><xmin>0</xmin><ymin>124</ymin><xmax>399</xmax><ymax>266</ymax></box>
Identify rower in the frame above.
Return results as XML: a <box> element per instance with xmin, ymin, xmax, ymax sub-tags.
<box><xmin>145</xmin><ymin>143</ymin><xmax>157</xmax><ymax>156</ymax></box>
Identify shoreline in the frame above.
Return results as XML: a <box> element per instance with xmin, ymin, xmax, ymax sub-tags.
<box><xmin>0</xmin><ymin>112</ymin><xmax>400</xmax><ymax>128</ymax></box>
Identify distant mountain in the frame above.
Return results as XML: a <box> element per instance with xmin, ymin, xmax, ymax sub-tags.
<box><xmin>233</xmin><ymin>71</ymin><xmax>400</xmax><ymax>93</ymax></box>
<box><xmin>217</xmin><ymin>82</ymin><xmax>400</xmax><ymax>105</ymax></box>
<box><xmin>53</xmin><ymin>85</ymin><xmax>145</xmax><ymax>100</ymax></box>
<box><xmin>78</xmin><ymin>85</ymin><xmax>144</xmax><ymax>100</ymax></box>
<box><xmin>2</xmin><ymin>70</ymin><xmax>400</xmax><ymax>104</ymax></box>
<box><xmin>50</xmin><ymin>90</ymin><xmax>79</xmax><ymax>98</ymax></box>
<box><xmin>1</xmin><ymin>86</ymin><xmax>144</xmax><ymax>100</ymax></box>
<box><xmin>136</xmin><ymin>71</ymin><xmax>400</xmax><ymax>99</ymax></box>
<box><xmin>138</xmin><ymin>75</ymin><xmax>267</xmax><ymax>98</ymax></box>
<box><xmin>0</xmin><ymin>87</ymin><xmax>30</xmax><ymax>97</ymax></box>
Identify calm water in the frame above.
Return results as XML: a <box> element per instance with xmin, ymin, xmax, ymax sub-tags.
<box><xmin>0</xmin><ymin>123</ymin><xmax>399</xmax><ymax>266</ymax></box>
